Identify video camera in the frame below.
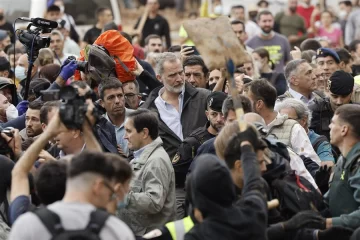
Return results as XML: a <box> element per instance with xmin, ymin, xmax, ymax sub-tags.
<box><xmin>64</xmin><ymin>56</ymin><xmax>88</xmax><ymax>72</ymax></box>
<box><xmin>0</xmin><ymin>127</ymin><xmax>14</xmax><ymax>155</ymax></box>
<box><xmin>16</xmin><ymin>17</ymin><xmax>58</xmax><ymax>100</ymax></box>
<box><xmin>41</xmin><ymin>86</ymin><xmax>98</xmax><ymax>130</ymax></box>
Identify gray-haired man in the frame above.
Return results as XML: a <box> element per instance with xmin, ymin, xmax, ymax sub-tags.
<box><xmin>275</xmin><ymin>98</ymin><xmax>335</xmax><ymax>168</ymax></box>
<box><xmin>141</xmin><ymin>52</ymin><xmax>210</xmax><ymax>219</ymax></box>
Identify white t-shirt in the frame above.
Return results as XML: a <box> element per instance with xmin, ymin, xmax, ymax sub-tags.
<box><xmin>9</xmin><ymin>201</ymin><xmax>135</xmax><ymax>240</ymax></box>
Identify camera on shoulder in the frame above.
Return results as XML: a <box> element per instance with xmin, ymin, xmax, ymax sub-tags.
<box><xmin>41</xmin><ymin>86</ymin><xmax>98</xmax><ymax>130</ymax></box>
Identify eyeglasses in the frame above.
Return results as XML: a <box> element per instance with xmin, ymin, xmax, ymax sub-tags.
<box><xmin>102</xmin><ymin>180</ymin><xmax>117</xmax><ymax>201</ymax></box>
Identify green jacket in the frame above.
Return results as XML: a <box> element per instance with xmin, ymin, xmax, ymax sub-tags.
<box><xmin>325</xmin><ymin>142</ymin><xmax>360</xmax><ymax>229</ymax></box>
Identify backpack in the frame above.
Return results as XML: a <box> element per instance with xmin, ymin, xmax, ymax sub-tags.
<box><xmin>34</xmin><ymin>208</ymin><xmax>109</xmax><ymax>240</ymax></box>
<box><xmin>75</xmin><ymin>30</ymin><xmax>136</xmax><ymax>84</ymax></box>
<box><xmin>271</xmin><ymin>170</ymin><xmax>325</xmax><ymax>220</ymax></box>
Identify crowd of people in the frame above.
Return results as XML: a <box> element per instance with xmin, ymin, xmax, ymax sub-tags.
<box><xmin>1</xmin><ymin>0</ymin><xmax>360</xmax><ymax>239</ymax></box>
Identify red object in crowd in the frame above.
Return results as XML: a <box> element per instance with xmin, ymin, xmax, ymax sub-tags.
<box><xmin>297</xmin><ymin>5</ymin><xmax>315</xmax><ymax>29</ymax></box>
<box><xmin>74</xmin><ymin>30</ymin><xmax>136</xmax><ymax>83</ymax></box>
<box><xmin>133</xmin><ymin>44</ymin><xmax>145</xmax><ymax>60</ymax></box>
<box><xmin>94</xmin><ymin>30</ymin><xmax>136</xmax><ymax>83</ymax></box>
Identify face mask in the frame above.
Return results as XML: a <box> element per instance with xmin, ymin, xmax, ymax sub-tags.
<box><xmin>261</xmin><ymin>30</ymin><xmax>271</xmax><ymax>37</ymax></box>
<box><xmin>6</xmin><ymin>104</ymin><xmax>18</xmax><ymax>121</ymax></box>
<box><xmin>59</xmin><ymin>5</ymin><xmax>65</xmax><ymax>13</ymax></box>
<box><xmin>214</xmin><ymin>5</ymin><xmax>223</xmax><ymax>15</ymax></box>
<box><xmin>117</xmin><ymin>193</ymin><xmax>128</xmax><ymax>210</ymax></box>
<box><xmin>15</xmin><ymin>66</ymin><xmax>26</xmax><ymax>80</ymax></box>
<box><xmin>0</xmin><ymin>15</ymin><xmax>4</xmax><ymax>21</ymax></box>
<box><xmin>338</xmin><ymin>10</ymin><xmax>347</xmax><ymax>20</ymax></box>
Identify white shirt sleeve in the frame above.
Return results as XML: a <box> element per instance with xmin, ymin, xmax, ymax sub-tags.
<box><xmin>288</xmin><ymin>148</ymin><xmax>319</xmax><ymax>190</ymax></box>
<box><xmin>290</xmin><ymin>124</ymin><xmax>321</xmax><ymax>165</ymax></box>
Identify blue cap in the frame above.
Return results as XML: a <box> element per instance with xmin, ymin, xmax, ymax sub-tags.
<box><xmin>316</xmin><ymin>48</ymin><xmax>340</xmax><ymax>63</ymax></box>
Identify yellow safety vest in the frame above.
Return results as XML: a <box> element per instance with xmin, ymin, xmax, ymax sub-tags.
<box><xmin>165</xmin><ymin>216</ymin><xmax>194</xmax><ymax>240</ymax></box>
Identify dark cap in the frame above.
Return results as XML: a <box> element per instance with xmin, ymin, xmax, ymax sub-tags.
<box><xmin>0</xmin><ymin>57</ymin><xmax>10</xmax><ymax>72</ymax></box>
<box><xmin>329</xmin><ymin>70</ymin><xmax>354</xmax><ymax>95</ymax></box>
<box><xmin>316</xmin><ymin>48</ymin><xmax>340</xmax><ymax>63</ymax></box>
<box><xmin>206</xmin><ymin>91</ymin><xmax>227</xmax><ymax>112</ymax></box>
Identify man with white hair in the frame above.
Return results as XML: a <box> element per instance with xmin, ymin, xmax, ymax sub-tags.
<box><xmin>141</xmin><ymin>52</ymin><xmax>210</xmax><ymax>161</ymax></box>
<box><xmin>275</xmin><ymin>98</ymin><xmax>335</xmax><ymax>167</ymax></box>
<box><xmin>141</xmin><ymin>52</ymin><xmax>210</xmax><ymax>218</ymax></box>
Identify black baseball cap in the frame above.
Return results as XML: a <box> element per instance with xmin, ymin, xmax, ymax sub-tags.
<box><xmin>206</xmin><ymin>91</ymin><xmax>227</xmax><ymax>112</ymax></box>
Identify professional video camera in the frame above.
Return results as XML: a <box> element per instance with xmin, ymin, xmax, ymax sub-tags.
<box><xmin>41</xmin><ymin>86</ymin><xmax>98</xmax><ymax>130</ymax></box>
<box><xmin>15</xmin><ymin>17</ymin><xmax>58</xmax><ymax>100</ymax></box>
<box><xmin>0</xmin><ymin>127</ymin><xmax>14</xmax><ymax>155</ymax></box>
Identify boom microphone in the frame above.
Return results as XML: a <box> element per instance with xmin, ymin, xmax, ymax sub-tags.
<box><xmin>20</xmin><ymin>17</ymin><xmax>58</xmax><ymax>29</ymax></box>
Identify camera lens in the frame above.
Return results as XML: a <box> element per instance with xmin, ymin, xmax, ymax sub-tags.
<box><xmin>59</xmin><ymin>86</ymin><xmax>77</xmax><ymax>101</ymax></box>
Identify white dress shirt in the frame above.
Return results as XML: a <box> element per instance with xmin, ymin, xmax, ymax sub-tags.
<box><xmin>154</xmin><ymin>87</ymin><xmax>185</xmax><ymax>141</ymax></box>
<box><xmin>288</xmin><ymin>88</ymin><xmax>315</xmax><ymax>105</ymax></box>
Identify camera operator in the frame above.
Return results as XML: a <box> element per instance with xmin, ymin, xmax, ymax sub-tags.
<box><xmin>70</xmin><ymin>81</ymin><xmax>118</xmax><ymax>154</ymax></box>
<box><xmin>1</xmin><ymin>100</ymin><xmax>101</xmax><ymax>226</ymax></box>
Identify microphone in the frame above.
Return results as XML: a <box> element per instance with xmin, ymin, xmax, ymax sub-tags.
<box><xmin>20</xmin><ymin>17</ymin><xmax>58</xmax><ymax>29</ymax></box>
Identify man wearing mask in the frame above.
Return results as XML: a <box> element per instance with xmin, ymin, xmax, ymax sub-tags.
<box><xmin>0</xmin><ymin>8</ymin><xmax>14</xmax><ymax>43</ymax></box>
<box><xmin>246</xmin><ymin>10</ymin><xmax>292</xmax><ymax>73</ymax></box>
<box><xmin>118</xmin><ymin>109</ymin><xmax>176</xmax><ymax>237</ymax></box>
<box><xmin>309</xmin><ymin>70</ymin><xmax>354</xmax><ymax>141</ymax></box>
<box><xmin>275</xmin><ymin>0</ymin><xmax>307</xmax><ymax>48</ymax></box>
<box><xmin>0</xmin><ymin>93</ymin><xmax>17</xmax><ymax>123</ymax></box>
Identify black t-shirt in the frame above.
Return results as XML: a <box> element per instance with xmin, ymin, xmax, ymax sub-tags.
<box><xmin>134</xmin><ymin>14</ymin><xmax>171</xmax><ymax>48</ymax></box>
<box><xmin>0</xmin><ymin>21</ymin><xmax>15</xmax><ymax>43</ymax></box>
<box><xmin>83</xmin><ymin>26</ymin><xmax>102</xmax><ymax>45</ymax></box>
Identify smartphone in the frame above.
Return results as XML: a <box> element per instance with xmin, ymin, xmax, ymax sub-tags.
<box><xmin>183</xmin><ymin>45</ymin><xmax>200</xmax><ymax>56</ymax></box>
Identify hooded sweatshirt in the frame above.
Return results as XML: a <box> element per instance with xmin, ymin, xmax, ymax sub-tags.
<box><xmin>185</xmin><ymin>149</ymin><xmax>268</xmax><ymax>240</ymax></box>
